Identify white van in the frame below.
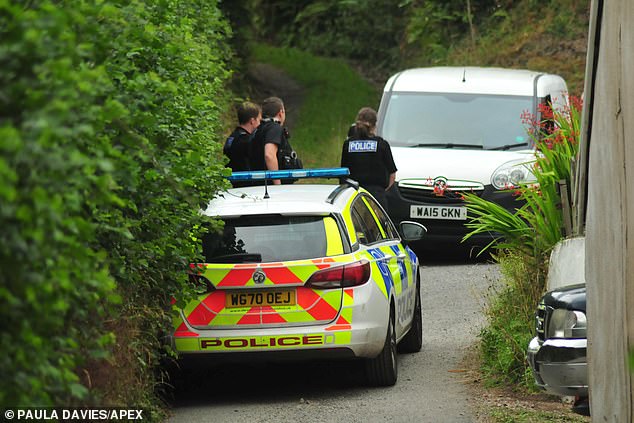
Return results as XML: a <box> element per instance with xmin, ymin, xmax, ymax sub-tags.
<box><xmin>376</xmin><ymin>67</ymin><xmax>568</xmax><ymax>251</ymax></box>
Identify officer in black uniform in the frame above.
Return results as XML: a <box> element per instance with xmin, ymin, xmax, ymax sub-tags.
<box><xmin>249</xmin><ymin>96</ymin><xmax>301</xmax><ymax>185</ymax></box>
<box><xmin>223</xmin><ymin>101</ymin><xmax>261</xmax><ymax>187</ymax></box>
<box><xmin>341</xmin><ymin>107</ymin><xmax>397</xmax><ymax>212</ymax></box>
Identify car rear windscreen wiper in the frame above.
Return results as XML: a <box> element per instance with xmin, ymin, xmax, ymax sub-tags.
<box><xmin>210</xmin><ymin>253</ymin><xmax>263</xmax><ymax>263</ymax></box>
<box><xmin>488</xmin><ymin>142</ymin><xmax>530</xmax><ymax>151</ymax></box>
<box><xmin>409</xmin><ymin>143</ymin><xmax>483</xmax><ymax>149</ymax></box>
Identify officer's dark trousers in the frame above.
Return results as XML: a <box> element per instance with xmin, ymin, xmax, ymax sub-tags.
<box><xmin>364</xmin><ymin>185</ymin><xmax>389</xmax><ymax>213</ymax></box>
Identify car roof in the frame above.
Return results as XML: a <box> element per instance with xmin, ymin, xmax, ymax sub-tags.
<box><xmin>384</xmin><ymin>66</ymin><xmax>552</xmax><ymax>96</ymax></box>
<box><xmin>202</xmin><ymin>184</ymin><xmax>358</xmax><ymax>218</ymax></box>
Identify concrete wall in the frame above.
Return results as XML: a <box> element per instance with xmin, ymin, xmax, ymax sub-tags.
<box><xmin>585</xmin><ymin>0</ymin><xmax>634</xmax><ymax>420</ymax></box>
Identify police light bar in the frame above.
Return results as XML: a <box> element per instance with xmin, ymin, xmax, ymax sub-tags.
<box><xmin>228</xmin><ymin>167</ymin><xmax>350</xmax><ymax>181</ymax></box>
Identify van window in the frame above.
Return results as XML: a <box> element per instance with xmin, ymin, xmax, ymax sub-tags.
<box><xmin>380</xmin><ymin>92</ymin><xmax>534</xmax><ymax>150</ymax></box>
<box><xmin>202</xmin><ymin>215</ymin><xmax>328</xmax><ymax>263</ymax></box>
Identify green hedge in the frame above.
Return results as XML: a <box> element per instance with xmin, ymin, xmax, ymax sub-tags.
<box><xmin>0</xmin><ymin>0</ymin><xmax>230</xmax><ymax>409</ymax></box>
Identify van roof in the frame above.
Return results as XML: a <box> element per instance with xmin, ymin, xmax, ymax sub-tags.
<box><xmin>384</xmin><ymin>67</ymin><xmax>563</xmax><ymax>97</ymax></box>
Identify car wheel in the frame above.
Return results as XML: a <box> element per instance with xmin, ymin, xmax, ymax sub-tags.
<box><xmin>398</xmin><ymin>283</ymin><xmax>422</xmax><ymax>353</ymax></box>
<box><xmin>366</xmin><ymin>307</ymin><xmax>397</xmax><ymax>386</ymax></box>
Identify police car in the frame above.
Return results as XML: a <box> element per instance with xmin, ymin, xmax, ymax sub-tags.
<box><xmin>171</xmin><ymin>168</ymin><xmax>426</xmax><ymax>386</ymax></box>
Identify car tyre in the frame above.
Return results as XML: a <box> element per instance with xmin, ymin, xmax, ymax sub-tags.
<box><xmin>398</xmin><ymin>283</ymin><xmax>422</xmax><ymax>353</ymax></box>
<box><xmin>366</xmin><ymin>307</ymin><xmax>397</xmax><ymax>386</ymax></box>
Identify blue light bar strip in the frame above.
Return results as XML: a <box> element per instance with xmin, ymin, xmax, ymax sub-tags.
<box><xmin>228</xmin><ymin>167</ymin><xmax>350</xmax><ymax>181</ymax></box>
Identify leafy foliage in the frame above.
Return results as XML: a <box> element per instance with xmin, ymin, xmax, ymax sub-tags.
<box><xmin>443</xmin><ymin>0</ymin><xmax>590</xmax><ymax>94</ymax></box>
<box><xmin>400</xmin><ymin>0</ymin><xmax>502</xmax><ymax>63</ymax></box>
<box><xmin>479</xmin><ymin>252</ymin><xmax>547</xmax><ymax>387</ymax></box>
<box><xmin>0</xmin><ymin>0</ymin><xmax>230</xmax><ymax>410</ymax></box>
<box><xmin>253</xmin><ymin>0</ymin><xmax>503</xmax><ymax>73</ymax></box>
<box><xmin>217</xmin><ymin>0</ymin><xmax>255</xmax><ymax>84</ymax></box>
<box><xmin>253</xmin><ymin>0</ymin><xmax>408</xmax><ymax>75</ymax></box>
<box><xmin>250</xmin><ymin>0</ymin><xmax>588</xmax><ymax>93</ymax></box>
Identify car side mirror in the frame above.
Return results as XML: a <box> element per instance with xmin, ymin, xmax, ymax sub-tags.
<box><xmin>399</xmin><ymin>221</ymin><xmax>427</xmax><ymax>242</ymax></box>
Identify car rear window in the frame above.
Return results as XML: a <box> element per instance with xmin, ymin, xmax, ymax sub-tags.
<box><xmin>202</xmin><ymin>215</ymin><xmax>329</xmax><ymax>263</ymax></box>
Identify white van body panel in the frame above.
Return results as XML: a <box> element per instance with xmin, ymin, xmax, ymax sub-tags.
<box><xmin>385</xmin><ymin>67</ymin><xmax>567</xmax><ymax>103</ymax></box>
<box><xmin>391</xmin><ymin>147</ymin><xmax>534</xmax><ymax>185</ymax></box>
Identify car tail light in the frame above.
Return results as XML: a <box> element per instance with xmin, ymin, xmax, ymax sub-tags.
<box><xmin>306</xmin><ymin>260</ymin><xmax>370</xmax><ymax>289</ymax></box>
<box><xmin>189</xmin><ymin>273</ymin><xmax>215</xmax><ymax>293</ymax></box>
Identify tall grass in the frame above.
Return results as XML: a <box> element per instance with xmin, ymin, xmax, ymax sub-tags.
<box><xmin>480</xmin><ymin>251</ymin><xmax>547</xmax><ymax>387</ymax></box>
<box><xmin>251</xmin><ymin>44</ymin><xmax>379</xmax><ymax>169</ymax></box>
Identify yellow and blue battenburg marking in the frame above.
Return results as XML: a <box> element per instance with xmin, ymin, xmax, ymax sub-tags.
<box><xmin>367</xmin><ymin>248</ymin><xmax>394</xmax><ymax>297</ymax></box>
<box><xmin>389</xmin><ymin>244</ymin><xmax>409</xmax><ymax>290</ymax></box>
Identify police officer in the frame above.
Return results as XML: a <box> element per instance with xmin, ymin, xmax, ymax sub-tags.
<box><xmin>248</xmin><ymin>97</ymin><xmax>300</xmax><ymax>185</ymax></box>
<box><xmin>223</xmin><ymin>101</ymin><xmax>262</xmax><ymax>184</ymax></box>
<box><xmin>341</xmin><ymin>107</ymin><xmax>397</xmax><ymax>211</ymax></box>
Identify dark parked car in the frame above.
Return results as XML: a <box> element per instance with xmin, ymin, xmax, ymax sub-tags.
<box><xmin>527</xmin><ymin>283</ymin><xmax>589</xmax><ymax>416</ymax></box>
